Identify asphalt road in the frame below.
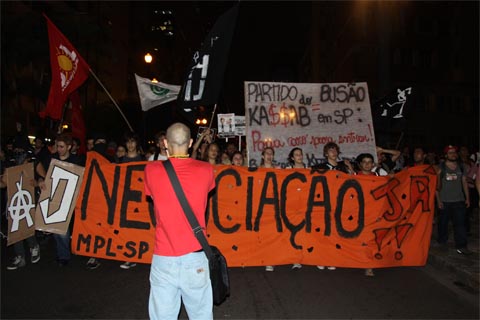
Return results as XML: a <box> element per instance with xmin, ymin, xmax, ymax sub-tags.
<box><xmin>1</xmin><ymin>236</ymin><xmax>478</xmax><ymax>319</ymax></box>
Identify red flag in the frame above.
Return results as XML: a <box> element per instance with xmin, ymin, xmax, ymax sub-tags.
<box><xmin>70</xmin><ymin>91</ymin><xmax>86</xmax><ymax>155</ymax></box>
<box><xmin>40</xmin><ymin>14</ymin><xmax>90</xmax><ymax>120</ymax></box>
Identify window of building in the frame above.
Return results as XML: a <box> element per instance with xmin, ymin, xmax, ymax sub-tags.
<box><xmin>436</xmin><ymin>95</ymin><xmax>444</xmax><ymax>112</ymax></box>
<box><xmin>415</xmin><ymin>95</ymin><xmax>426</xmax><ymax>112</ymax></box>
<box><xmin>431</xmin><ymin>50</ymin><xmax>439</xmax><ymax>68</ymax></box>
<box><xmin>393</xmin><ymin>48</ymin><xmax>402</xmax><ymax>65</ymax></box>
<box><xmin>412</xmin><ymin>50</ymin><xmax>420</xmax><ymax>67</ymax></box>
<box><xmin>421</xmin><ymin>50</ymin><xmax>431</xmax><ymax>69</ymax></box>
<box><xmin>449</xmin><ymin>21</ymin><xmax>458</xmax><ymax>36</ymax></box>
<box><xmin>452</xmin><ymin>53</ymin><xmax>461</xmax><ymax>68</ymax></box>
<box><xmin>445</xmin><ymin>96</ymin><xmax>453</xmax><ymax>113</ymax></box>
<box><xmin>402</xmin><ymin>48</ymin><xmax>411</xmax><ymax>66</ymax></box>
<box><xmin>417</xmin><ymin>17</ymin><xmax>434</xmax><ymax>35</ymax></box>
<box><xmin>462</xmin><ymin>97</ymin><xmax>472</xmax><ymax>114</ymax></box>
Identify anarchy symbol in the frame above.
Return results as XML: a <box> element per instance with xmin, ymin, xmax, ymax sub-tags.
<box><xmin>8</xmin><ymin>175</ymin><xmax>35</xmax><ymax>232</ymax></box>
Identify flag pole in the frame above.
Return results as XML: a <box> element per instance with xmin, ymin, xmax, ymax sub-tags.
<box><xmin>395</xmin><ymin>131</ymin><xmax>404</xmax><ymax>150</ymax></box>
<box><xmin>57</xmin><ymin>101</ymin><xmax>69</xmax><ymax>134</ymax></box>
<box><xmin>207</xmin><ymin>104</ymin><xmax>217</xmax><ymax>130</ymax></box>
<box><xmin>88</xmin><ymin>69</ymin><xmax>134</xmax><ymax>132</ymax></box>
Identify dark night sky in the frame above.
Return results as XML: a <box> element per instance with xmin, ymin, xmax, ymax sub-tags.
<box><xmin>140</xmin><ymin>1</ymin><xmax>312</xmax><ymax>138</ymax></box>
<box><xmin>2</xmin><ymin>1</ymin><xmax>478</xmax><ymax>150</ymax></box>
<box><xmin>2</xmin><ymin>1</ymin><xmax>312</xmax><ymax>140</ymax></box>
<box><xmin>223</xmin><ymin>2</ymin><xmax>311</xmax><ymax>111</ymax></box>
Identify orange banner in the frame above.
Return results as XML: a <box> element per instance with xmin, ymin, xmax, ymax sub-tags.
<box><xmin>73</xmin><ymin>152</ymin><xmax>437</xmax><ymax>268</ymax></box>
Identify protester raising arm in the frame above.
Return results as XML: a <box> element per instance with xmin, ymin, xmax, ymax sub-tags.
<box><xmin>191</xmin><ymin>129</ymin><xmax>212</xmax><ymax>160</ymax></box>
<box><xmin>376</xmin><ymin>146</ymin><xmax>401</xmax><ymax>162</ymax></box>
<box><xmin>375</xmin><ymin>146</ymin><xmax>401</xmax><ymax>175</ymax></box>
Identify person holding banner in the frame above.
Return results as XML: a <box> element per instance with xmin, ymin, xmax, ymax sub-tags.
<box><xmin>4</xmin><ymin>145</ymin><xmax>41</xmax><ymax>271</ymax></box>
<box><xmin>410</xmin><ymin>146</ymin><xmax>428</xmax><ymax>167</ymax></box>
<box><xmin>316</xmin><ymin>142</ymin><xmax>354</xmax><ymax>271</ymax></box>
<box><xmin>86</xmin><ymin>133</ymin><xmax>118</xmax><ymax>270</ymax></box>
<box><xmin>375</xmin><ymin>146</ymin><xmax>401</xmax><ymax>175</ymax></box>
<box><xmin>317</xmin><ymin>142</ymin><xmax>354</xmax><ymax>175</ymax></box>
<box><xmin>114</xmin><ymin>144</ymin><xmax>126</xmax><ymax>163</ymax></box>
<box><xmin>260</xmin><ymin>147</ymin><xmax>278</xmax><ymax>169</ymax></box>
<box><xmin>221</xmin><ymin>151</ymin><xmax>232</xmax><ymax>165</ymax></box>
<box><xmin>145</xmin><ymin>122</ymin><xmax>215</xmax><ymax>320</ymax></box>
<box><xmin>354</xmin><ymin>152</ymin><xmax>388</xmax><ymax>277</ymax></box>
<box><xmin>118</xmin><ymin>132</ymin><xmax>145</xmax><ymax>270</ymax></box>
<box><xmin>48</xmin><ymin>133</ymin><xmax>81</xmax><ymax>267</ymax></box>
<box><xmin>231</xmin><ymin>151</ymin><xmax>245</xmax><ymax>166</ymax></box>
<box><xmin>286</xmin><ymin>147</ymin><xmax>307</xmax><ymax>169</ymax></box>
<box><xmin>286</xmin><ymin>147</ymin><xmax>307</xmax><ymax>270</ymax></box>
<box><xmin>261</xmin><ymin>147</ymin><xmax>279</xmax><ymax>272</ymax></box>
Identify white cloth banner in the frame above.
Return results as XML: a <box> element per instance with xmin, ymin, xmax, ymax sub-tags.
<box><xmin>245</xmin><ymin>81</ymin><xmax>377</xmax><ymax>168</ymax></box>
<box><xmin>135</xmin><ymin>74</ymin><xmax>181</xmax><ymax>111</ymax></box>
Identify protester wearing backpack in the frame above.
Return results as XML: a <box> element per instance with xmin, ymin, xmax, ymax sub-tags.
<box><xmin>436</xmin><ymin>145</ymin><xmax>473</xmax><ymax>255</ymax></box>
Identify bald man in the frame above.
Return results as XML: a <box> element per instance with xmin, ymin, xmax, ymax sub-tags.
<box><xmin>144</xmin><ymin>122</ymin><xmax>216</xmax><ymax>320</ymax></box>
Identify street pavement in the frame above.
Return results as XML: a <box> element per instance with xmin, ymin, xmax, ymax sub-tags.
<box><xmin>428</xmin><ymin>207</ymin><xmax>479</xmax><ymax>293</ymax></box>
<box><xmin>1</xmin><ymin>209</ymin><xmax>479</xmax><ymax>319</ymax></box>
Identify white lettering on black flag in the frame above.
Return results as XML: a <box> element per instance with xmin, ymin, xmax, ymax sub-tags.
<box><xmin>177</xmin><ymin>4</ymin><xmax>239</xmax><ymax>122</ymax></box>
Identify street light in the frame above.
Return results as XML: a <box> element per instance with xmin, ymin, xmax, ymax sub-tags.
<box><xmin>195</xmin><ymin>118</ymin><xmax>207</xmax><ymax>125</ymax></box>
<box><xmin>144</xmin><ymin>53</ymin><xmax>153</xmax><ymax>63</ymax></box>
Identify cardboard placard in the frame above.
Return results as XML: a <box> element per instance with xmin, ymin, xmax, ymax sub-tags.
<box><xmin>5</xmin><ymin>163</ymin><xmax>36</xmax><ymax>246</ymax></box>
<box><xmin>35</xmin><ymin>159</ymin><xmax>85</xmax><ymax>235</ymax></box>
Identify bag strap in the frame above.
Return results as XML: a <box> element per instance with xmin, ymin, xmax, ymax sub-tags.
<box><xmin>163</xmin><ymin>159</ymin><xmax>214</xmax><ymax>260</ymax></box>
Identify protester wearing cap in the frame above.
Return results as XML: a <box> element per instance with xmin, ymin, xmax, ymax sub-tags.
<box><xmin>436</xmin><ymin>145</ymin><xmax>473</xmax><ymax>255</ymax></box>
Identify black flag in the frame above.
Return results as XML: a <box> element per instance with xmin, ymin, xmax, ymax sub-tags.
<box><xmin>372</xmin><ymin>86</ymin><xmax>413</xmax><ymax>139</ymax></box>
<box><xmin>177</xmin><ymin>4</ymin><xmax>239</xmax><ymax>123</ymax></box>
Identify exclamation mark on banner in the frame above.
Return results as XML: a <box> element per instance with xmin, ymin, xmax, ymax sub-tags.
<box><xmin>393</xmin><ymin>224</ymin><xmax>413</xmax><ymax>260</ymax></box>
<box><xmin>373</xmin><ymin>228</ymin><xmax>392</xmax><ymax>259</ymax></box>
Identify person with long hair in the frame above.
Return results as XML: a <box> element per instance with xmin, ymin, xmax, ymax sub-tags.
<box><xmin>286</xmin><ymin>147</ymin><xmax>307</xmax><ymax>270</ymax></box>
<box><xmin>260</xmin><ymin>147</ymin><xmax>276</xmax><ymax>168</ymax></box>
<box><xmin>261</xmin><ymin>146</ymin><xmax>277</xmax><ymax>272</ymax></box>
<box><xmin>203</xmin><ymin>142</ymin><xmax>220</xmax><ymax>165</ymax></box>
<box><xmin>231</xmin><ymin>151</ymin><xmax>245</xmax><ymax>166</ymax></box>
<box><xmin>287</xmin><ymin>147</ymin><xmax>306</xmax><ymax>169</ymax></box>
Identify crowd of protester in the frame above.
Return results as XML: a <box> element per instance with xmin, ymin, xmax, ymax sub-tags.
<box><xmin>1</xmin><ymin>122</ymin><xmax>479</xmax><ymax>275</ymax></box>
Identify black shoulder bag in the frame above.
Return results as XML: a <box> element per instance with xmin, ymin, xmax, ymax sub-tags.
<box><xmin>163</xmin><ymin>160</ymin><xmax>230</xmax><ymax>306</ymax></box>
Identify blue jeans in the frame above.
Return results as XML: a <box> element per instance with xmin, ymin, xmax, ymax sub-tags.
<box><xmin>53</xmin><ymin>231</ymin><xmax>71</xmax><ymax>261</ymax></box>
<box><xmin>13</xmin><ymin>234</ymin><xmax>38</xmax><ymax>258</ymax></box>
<box><xmin>149</xmin><ymin>252</ymin><xmax>212</xmax><ymax>320</ymax></box>
<box><xmin>437</xmin><ymin>201</ymin><xmax>468</xmax><ymax>249</ymax></box>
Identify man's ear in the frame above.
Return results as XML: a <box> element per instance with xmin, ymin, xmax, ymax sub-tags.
<box><xmin>189</xmin><ymin>139</ymin><xmax>193</xmax><ymax>148</ymax></box>
<box><xmin>164</xmin><ymin>139</ymin><xmax>169</xmax><ymax>150</ymax></box>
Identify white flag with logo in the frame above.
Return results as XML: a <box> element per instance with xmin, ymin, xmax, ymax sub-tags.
<box><xmin>135</xmin><ymin>74</ymin><xmax>181</xmax><ymax>111</ymax></box>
